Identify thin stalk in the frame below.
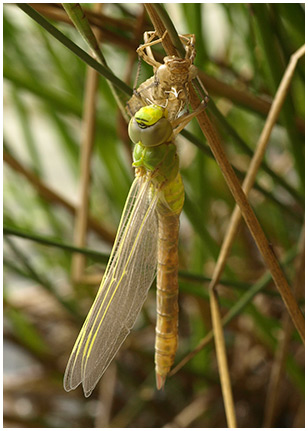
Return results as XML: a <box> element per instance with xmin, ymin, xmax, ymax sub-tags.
<box><xmin>95</xmin><ymin>365</ymin><xmax>117</xmax><ymax>427</ymax></box>
<box><xmin>62</xmin><ymin>3</ymin><xmax>129</xmax><ymax>121</ymax></box>
<box><xmin>151</xmin><ymin>4</ymin><xmax>185</xmax><ymax>57</ymax></box>
<box><xmin>3</xmin><ymin>225</ymin><xmax>109</xmax><ymax>263</ymax></box>
<box><xmin>209</xmin><ymin>288</ymin><xmax>237</xmax><ymax>427</ymax></box>
<box><xmin>62</xmin><ymin>3</ymin><xmax>108</xmax><ymax>66</ymax></box>
<box><xmin>70</xmin><ymin>3</ymin><xmax>102</xmax><ymax>282</ymax></box>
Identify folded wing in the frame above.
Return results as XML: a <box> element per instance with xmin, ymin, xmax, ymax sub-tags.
<box><xmin>64</xmin><ymin>175</ymin><xmax>159</xmax><ymax>397</ymax></box>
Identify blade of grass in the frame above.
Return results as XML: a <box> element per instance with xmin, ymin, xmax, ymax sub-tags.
<box><xmin>4</xmin><ymin>224</ymin><xmax>109</xmax><ymax>263</ymax></box>
<box><xmin>62</xmin><ymin>3</ymin><xmax>129</xmax><ymax>121</ymax></box>
<box><xmin>17</xmin><ymin>4</ymin><xmax>132</xmax><ymax>97</ymax></box>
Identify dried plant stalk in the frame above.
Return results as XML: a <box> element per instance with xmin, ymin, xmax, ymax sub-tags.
<box><xmin>71</xmin><ymin>4</ymin><xmax>102</xmax><ymax>282</ymax></box>
<box><xmin>71</xmin><ymin>65</ymin><xmax>99</xmax><ymax>281</ymax></box>
<box><xmin>209</xmin><ymin>288</ymin><xmax>237</xmax><ymax>427</ymax></box>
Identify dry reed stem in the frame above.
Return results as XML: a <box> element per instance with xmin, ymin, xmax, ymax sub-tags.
<box><xmin>3</xmin><ymin>151</ymin><xmax>115</xmax><ymax>243</ymax></box>
<box><xmin>71</xmin><ymin>4</ymin><xmax>102</xmax><ymax>283</ymax></box>
<box><xmin>263</xmin><ymin>227</ymin><xmax>305</xmax><ymax>427</ymax></box>
<box><xmin>208</xmin><ymin>44</ymin><xmax>305</xmax><ymax>292</ymax></box>
<box><xmin>209</xmin><ymin>288</ymin><xmax>237</xmax><ymax>427</ymax></box>
<box><xmin>163</xmin><ymin>393</ymin><xmax>212</xmax><ymax>427</ymax></box>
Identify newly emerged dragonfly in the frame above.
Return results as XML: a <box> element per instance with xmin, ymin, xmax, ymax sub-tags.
<box><xmin>64</xmin><ymin>33</ymin><xmax>207</xmax><ymax>397</ymax></box>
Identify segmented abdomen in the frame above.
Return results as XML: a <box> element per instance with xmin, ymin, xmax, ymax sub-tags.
<box><xmin>155</xmin><ymin>173</ymin><xmax>184</xmax><ymax>389</ymax></box>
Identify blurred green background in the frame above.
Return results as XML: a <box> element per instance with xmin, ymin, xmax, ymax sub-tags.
<box><xmin>3</xmin><ymin>3</ymin><xmax>304</xmax><ymax>428</ymax></box>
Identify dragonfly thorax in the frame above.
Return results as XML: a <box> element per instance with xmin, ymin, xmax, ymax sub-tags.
<box><xmin>130</xmin><ymin>106</ymin><xmax>179</xmax><ymax>187</ymax></box>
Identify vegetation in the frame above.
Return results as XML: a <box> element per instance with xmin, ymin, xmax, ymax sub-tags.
<box><xmin>4</xmin><ymin>3</ymin><xmax>304</xmax><ymax>428</ymax></box>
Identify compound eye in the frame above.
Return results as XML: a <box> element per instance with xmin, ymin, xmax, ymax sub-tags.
<box><xmin>138</xmin><ymin>118</ymin><xmax>173</xmax><ymax>147</ymax></box>
<box><xmin>128</xmin><ymin>117</ymin><xmax>141</xmax><ymax>144</ymax></box>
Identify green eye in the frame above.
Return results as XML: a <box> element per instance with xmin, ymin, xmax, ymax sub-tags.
<box><xmin>128</xmin><ymin>117</ymin><xmax>173</xmax><ymax>147</ymax></box>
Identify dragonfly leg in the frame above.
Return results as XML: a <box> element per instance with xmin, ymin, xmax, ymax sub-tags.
<box><xmin>191</xmin><ymin>75</ymin><xmax>210</xmax><ymax>106</ymax></box>
<box><xmin>137</xmin><ymin>31</ymin><xmax>166</xmax><ymax>69</ymax></box>
<box><xmin>144</xmin><ymin>30</ymin><xmax>167</xmax><ymax>58</ymax></box>
<box><xmin>179</xmin><ymin>34</ymin><xmax>196</xmax><ymax>62</ymax></box>
<box><xmin>171</xmin><ymin>99</ymin><xmax>207</xmax><ymax>136</ymax></box>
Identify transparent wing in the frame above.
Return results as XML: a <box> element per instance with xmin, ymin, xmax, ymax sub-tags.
<box><xmin>64</xmin><ymin>175</ymin><xmax>159</xmax><ymax>397</ymax></box>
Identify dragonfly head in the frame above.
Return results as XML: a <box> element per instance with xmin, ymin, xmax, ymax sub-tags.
<box><xmin>129</xmin><ymin>105</ymin><xmax>173</xmax><ymax>147</ymax></box>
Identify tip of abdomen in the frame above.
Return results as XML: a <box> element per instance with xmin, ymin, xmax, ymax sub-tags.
<box><xmin>156</xmin><ymin>372</ymin><xmax>166</xmax><ymax>390</ymax></box>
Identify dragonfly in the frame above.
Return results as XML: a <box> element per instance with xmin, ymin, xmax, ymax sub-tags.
<box><xmin>64</xmin><ymin>32</ymin><xmax>207</xmax><ymax>397</ymax></box>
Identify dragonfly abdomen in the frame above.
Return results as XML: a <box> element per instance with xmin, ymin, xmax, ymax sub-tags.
<box><xmin>155</xmin><ymin>173</ymin><xmax>184</xmax><ymax>390</ymax></box>
<box><xmin>155</xmin><ymin>212</ymin><xmax>179</xmax><ymax>390</ymax></box>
